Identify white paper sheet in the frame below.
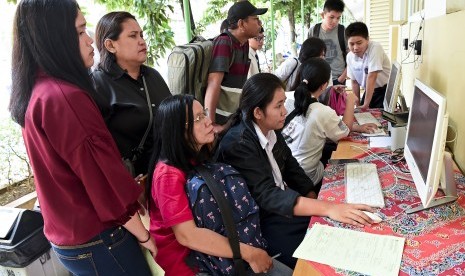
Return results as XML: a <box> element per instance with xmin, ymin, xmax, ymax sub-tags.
<box><xmin>369</xmin><ymin>136</ymin><xmax>393</xmax><ymax>148</ymax></box>
<box><xmin>293</xmin><ymin>224</ymin><xmax>405</xmax><ymax>276</ymax></box>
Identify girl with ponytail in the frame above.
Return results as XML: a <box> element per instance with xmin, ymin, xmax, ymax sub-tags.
<box><xmin>282</xmin><ymin>58</ymin><xmax>378</xmax><ymax>185</ymax></box>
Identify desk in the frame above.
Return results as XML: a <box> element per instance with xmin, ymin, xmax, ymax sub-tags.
<box><xmin>294</xmin><ymin>145</ymin><xmax>465</xmax><ymax>275</ymax></box>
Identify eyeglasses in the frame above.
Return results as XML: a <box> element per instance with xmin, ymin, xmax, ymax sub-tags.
<box><xmin>254</xmin><ymin>36</ymin><xmax>265</xmax><ymax>42</ymax></box>
<box><xmin>193</xmin><ymin>108</ymin><xmax>209</xmax><ymax>123</ymax></box>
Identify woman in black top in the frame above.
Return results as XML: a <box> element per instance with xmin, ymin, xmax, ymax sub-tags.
<box><xmin>91</xmin><ymin>11</ymin><xmax>171</xmax><ymax>176</ymax></box>
<box><xmin>216</xmin><ymin>73</ymin><xmax>374</xmax><ymax>268</ymax></box>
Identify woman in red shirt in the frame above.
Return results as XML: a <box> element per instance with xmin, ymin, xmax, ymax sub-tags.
<box><xmin>9</xmin><ymin>0</ymin><xmax>156</xmax><ymax>275</ymax></box>
<box><xmin>146</xmin><ymin>95</ymin><xmax>292</xmax><ymax>275</ymax></box>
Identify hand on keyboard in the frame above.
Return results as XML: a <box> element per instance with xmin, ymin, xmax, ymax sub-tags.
<box><xmin>358</xmin><ymin>123</ymin><xmax>379</xmax><ymax>134</ymax></box>
<box><xmin>326</xmin><ymin>203</ymin><xmax>375</xmax><ymax>227</ymax></box>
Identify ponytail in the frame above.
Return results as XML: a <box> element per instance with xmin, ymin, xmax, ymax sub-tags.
<box><xmin>289</xmin><ymin>58</ymin><xmax>331</xmax><ymax>119</ymax></box>
<box><xmin>292</xmin><ymin>80</ymin><xmax>317</xmax><ymax>117</ymax></box>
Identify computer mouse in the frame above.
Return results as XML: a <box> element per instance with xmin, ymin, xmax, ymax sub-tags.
<box><xmin>362</xmin><ymin>211</ymin><xmax>383</xmax><ymax>223</ymax></box>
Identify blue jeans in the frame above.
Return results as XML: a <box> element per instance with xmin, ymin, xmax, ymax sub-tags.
<box><xmin>51</xmin><ymin>226</ymin><xmax>151</xmax><ymax>276</ymax></box>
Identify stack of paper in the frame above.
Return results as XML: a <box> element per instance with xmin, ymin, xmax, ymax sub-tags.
<box><xmin>293</xmin><ymin>224</ymin><xmax>405</xmax><ymax>276</ymax></box>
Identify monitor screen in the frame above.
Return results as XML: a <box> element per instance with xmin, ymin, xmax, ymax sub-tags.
<box><xmin>384</xmin><ymin>61</ymin><xmax>401</xmax><ymax>113</ymax></box>
<box><xmin>406</xmin><ymin>86</ymin><xmax>438</xmax><ymax>182</ymax></box>
<box><xmin>404</xmin><ymin>79</ymin><xmax>448</xmax><ymax>207</ymax></box>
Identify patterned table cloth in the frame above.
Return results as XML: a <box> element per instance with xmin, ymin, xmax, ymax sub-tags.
<box><xmin>307</xmin><ymin>150</ymin><xmax>465</xmax><ymax>276</ymax></box>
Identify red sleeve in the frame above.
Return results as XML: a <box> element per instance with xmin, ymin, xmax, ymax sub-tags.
<box><xmin>152</xmin><ymin>164</ymin><xmax>193</xmax><ymax>227</ymax></box>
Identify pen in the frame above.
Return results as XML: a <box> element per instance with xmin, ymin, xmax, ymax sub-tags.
<box><xmin>271</xmin><ymin>253</ymin><xmax>281</xmax><ymax>259</ymax></box>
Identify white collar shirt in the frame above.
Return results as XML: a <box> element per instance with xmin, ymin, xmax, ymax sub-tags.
<box><xmin>253</xmin><ymin>122</ymin><xmax>286</xmax><ymax>190</ymax></box>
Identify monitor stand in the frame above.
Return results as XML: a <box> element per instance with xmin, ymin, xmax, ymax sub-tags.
<box><xmin>382</xmin><ymin>110</ymin><xmax>409</xmax><ymax>126</ymax></box>
<box><xmin>406</xmin><ymin>152</ymin><xmax>458</xmax><ymax>214</ymax></box>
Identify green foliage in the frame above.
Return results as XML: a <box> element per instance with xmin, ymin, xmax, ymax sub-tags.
<box><xmin>95</xmin><ymin>0</ymin><xmax>176</xmax><ymax>65</ymax></box>
<box><xmin>196</xmin><ymin>0</ymin><xmax>229</xmax><ymax>35</ymax></box>
<box><xmin>0</xmin><ymin>120</ymin><xmax>31</xmax><ymax>187</ymax></box>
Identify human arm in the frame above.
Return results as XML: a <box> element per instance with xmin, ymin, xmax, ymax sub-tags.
<box><xmin>204</xmin><ymin>72</ymin><xmax>225</xmax><ymax>132</ymax></box>
<box><xmin>337</xmin><ymin>68</ymin><xmax>347</xmax><ymax>84</ymax></box>
<box><xmin>274</xmin><ymin>58</ymin><xmax>294</xmax><ymax>81</ymax></box>
<box><xmin>293</xmin><ymin>197</ymin><xmax>375</xmax><ymax>226</ymax></box>
<box><xmin>173</xmin><ymin>221</ymin><xmax>272</xmax><ymax>273</ymax></box>
<box><xmin>153</xmin><ymin>165</ymin><xmax>272</xmax><ymax>273</ymax></box>
<box><xmin>341</xmin><ymin>91</ymin><xmax>357</xmax><ymax>131</ymax></box>
<box><xmin>123</xmin><ymin>214</ymin><xmax>157</xmax><ymax>257</ymax></box>
<box><xmin>359</xmin><ymin>71</ymin><xmax>378</xmax><ymax>109</ymax></box>
<box><xmin>351</xmin><ymin>79</ymin><xmax>361</xmax><ymax>106</ymax></box>
<box><xmin>276</xmin><ymin>133</ymin><xmax>316</xmax><ymax>195</ymax></box>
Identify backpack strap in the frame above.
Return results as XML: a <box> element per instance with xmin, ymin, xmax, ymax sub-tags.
<box><xmin>131</xmin><ymin>75</ymin><xmax>153</xmax><ymax>163</ymax></box>
<box><xmin>195</xmin><ymin>165</ymin><xmax>247</xmax><ymax>276</ymax></box>
<box><xmin>312</xmin><ymin>23</ymin><xmax>321</xmax><ymax>37</ymax></box>
<box><xmin>284</xmin><ymin>57</ymin><xmax>299</xmax><ymax>84</ymax></box>
<box><xmin>283</xmin><ymin>109</ymin><xmax>298</xmax><ymax>128</ymax></box>
<box><xmin>337</xmin><ymin>24</ymin><xmax>347</xmax><ymax>65</ymax></box>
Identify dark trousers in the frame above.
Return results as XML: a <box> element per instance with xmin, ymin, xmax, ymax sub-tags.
<box><xmin>321</xmin><ymin>139</ymin><xmax>337</xmax><ymax>168</ymax></box>
<box><xmin>260</xmin><ymin>214</ymin><xmax>311</xmax><ymax>269</ymax></box>
<box><xmin>361</xmin><ymin>84</ymin><xmax>387</xmax><ymax>108</ymax></box>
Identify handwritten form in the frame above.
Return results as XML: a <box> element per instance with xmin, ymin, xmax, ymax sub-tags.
<box><xmin>293</xmin><ymin>224</ymin><xmax>405</xmax><ymax>276</ymax></box>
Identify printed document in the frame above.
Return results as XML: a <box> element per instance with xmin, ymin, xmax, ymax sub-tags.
<box><xmin>293</xmin><ymin>224</ymin><xmax>405</xmax><ymax>276</ymax></box>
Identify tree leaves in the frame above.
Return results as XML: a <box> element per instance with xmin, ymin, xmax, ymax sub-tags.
<box><xmin>96</xmin><ymin>0</ymin><xmax>176</xmax><ymax>65</ymax></box>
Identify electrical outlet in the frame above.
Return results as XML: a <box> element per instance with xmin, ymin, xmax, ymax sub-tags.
<box><xmin>414</xmin><ymin>40</ymin><xmax>422</xmax><ymax>55</ymax></box>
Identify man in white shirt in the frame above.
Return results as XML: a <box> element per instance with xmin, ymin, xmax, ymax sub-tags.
<box><xmin>248</xmin><ymin>27</ymin><xmax>265</xmax><ymax>78</ymax></box>
<box><xmin>346</xmin><ymin>22</ymin><xmax>391</xmax><ymax>109</ymax></box>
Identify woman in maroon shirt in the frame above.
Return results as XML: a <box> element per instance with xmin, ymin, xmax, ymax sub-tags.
<box><xmin>9</xmin><ymin>0</ymin><xmax>156</xmax><ymax>275</ymax></box>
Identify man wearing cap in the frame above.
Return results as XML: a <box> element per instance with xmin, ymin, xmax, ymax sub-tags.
<box><xmin>204</xmin><ymin>0</ymin><xmax>267</xmax><ymax>132</ymax></box>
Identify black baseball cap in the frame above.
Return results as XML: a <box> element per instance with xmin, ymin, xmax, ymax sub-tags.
<box><xmin>227</xmin><ymin>1</ymin><xmax>268</xmax><ymax>24</ymax></box>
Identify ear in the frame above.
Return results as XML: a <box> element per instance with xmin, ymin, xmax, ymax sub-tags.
<box><xmin>104</xmin><ymin>39</ymin><xmax>116</xmax><ymax>54</ymax></box>
<box><xmin>320</xmin><ymin>12</ymin><xmax>325</xmax><ymax>19</ymax></box>
<box><xmin>253</xmin><ymin>107</ymin><xmax>263</xmax><ymax>121</ymax></box>
<box><xmin>237</xmin><ymin>19</ymin><xmax>246</xmax><ymax>32</ymax></box>
<box><xmin>320</xmin><ymin>81</ymin><xmax>328</xmax><ymax>91</ymax></box>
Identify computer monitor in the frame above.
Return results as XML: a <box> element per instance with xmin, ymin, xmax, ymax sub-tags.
<box><xmin>383</xmin><ymin>61</ymin><xmax>402</xmax><ymax>113</ymax></box>
<box><xmin>404</xmin><ymin>79</ymin><xmax>457</xmax><ymax>213</ymax></box>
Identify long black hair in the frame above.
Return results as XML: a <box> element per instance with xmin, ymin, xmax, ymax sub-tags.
<box><xmin>298</xmin><ymin>37</ymin><xmax>327</xmax><ymax>63</ymax></box>
<box><xmin>95</xmin><ymin>11</ymin><xmax>137</xmax><ymax>72</ymax></box>
<box><xmin>9</xmin><ymin>0</ymin><xmax>95</xmax><ymax>127</ymax></box>
<box><xmin>146</xmin><ymin>95</ymin><xmax>212</xmax><ymax>203</ymax></box>
<box><xmin>287</xmin><ymin>58</ymin><xmax>331</xmax><ymax>121</ymax></box>
<box><xmin>224</xmin><ymin>73</ymin><xmax>285</xmax><ymax>132</ymax></box>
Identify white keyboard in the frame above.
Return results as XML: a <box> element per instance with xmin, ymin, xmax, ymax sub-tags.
<box><xmin>354</xmin><ymin>112</ymin><xmax>382</xmax><ymax>127</ymax></box>
<box><xmin>345</xmin><ymin>163</ymin><xmax>385</xmax><ymax>208</ymax></box>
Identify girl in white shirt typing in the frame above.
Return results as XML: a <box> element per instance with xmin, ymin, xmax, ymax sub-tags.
<box><xmin>282</xmin><ymin>58</ymin><xmax>377</xmax><ymax>185</ymax></box>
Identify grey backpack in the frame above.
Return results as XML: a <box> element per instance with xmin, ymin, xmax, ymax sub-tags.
<box><xmin>167</xmin><ymin>34</ymin><xmax>231</xmax><ymax>103</ymax></box>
